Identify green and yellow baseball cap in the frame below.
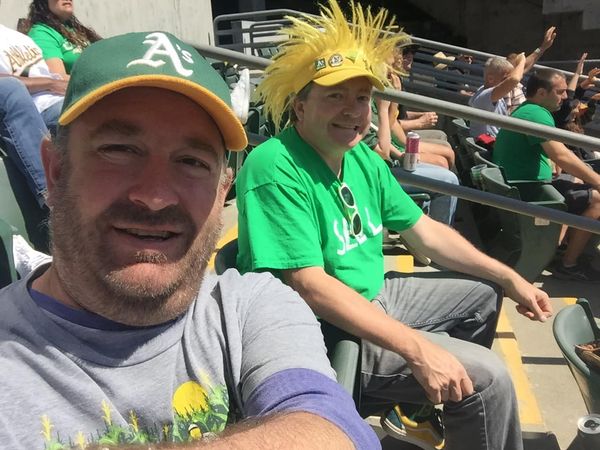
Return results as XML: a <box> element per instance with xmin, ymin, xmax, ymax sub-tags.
<box><xmin>59</xmin><ymin>31</ymin><xmax>248</xmax><ymax>151</ymax></box>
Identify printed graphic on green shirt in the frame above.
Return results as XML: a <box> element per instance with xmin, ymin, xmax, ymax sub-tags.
<box><xmin>237</xmin><ymin>127</ymin><xmax>422</xmax><ymax>300</ymax></box>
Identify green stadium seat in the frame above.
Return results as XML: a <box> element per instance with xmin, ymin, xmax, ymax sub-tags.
<box><xmin>479</xmin><ymin>167</ymin><xmax>565</xmax><ymax>281</ymax></box>
<box><xmin>214</xmin><ymin>238</ymin><xmax>361</xmax><ymax>405</ymax></box>
<box><xmin>450</xmin><ymin>122</ymin><xmax>475</xmax><ymax>185</ymax></box>
<box><xmin>472</xmin><ymin>150</ymin><xmax>498</xmax><ymax>169</ymax></box>
<box><xmin>0</xmin><ymin>155</ymin><xmax>49</xmax><ymax>253</ymax></box>
<box><xmin>450</xmin><ymin>117</ymin><xmax>470</xmax><ymax>149</ymax></box>
<box><xmin>553</xmin><ymin>298</ymin><xmax>600</xmax><ymax>413</ymax></box>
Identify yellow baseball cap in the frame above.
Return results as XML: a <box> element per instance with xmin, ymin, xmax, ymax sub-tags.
<box><xmin>292</xmin><ymin>51</ymin><xmax>385</xmax><ymax>93</ymax></box>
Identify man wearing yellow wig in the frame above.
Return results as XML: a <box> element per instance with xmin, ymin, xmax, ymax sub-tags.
<box><xmin>237</xmin><ymin>2</ymin><xmax>553</xmax><ymax>449</ymax></box>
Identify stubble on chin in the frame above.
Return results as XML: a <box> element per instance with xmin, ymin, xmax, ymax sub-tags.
<box><xmin>49</xmin><ymin>172</ymin><xmax>225</xmax><ymax>326</ymax></box>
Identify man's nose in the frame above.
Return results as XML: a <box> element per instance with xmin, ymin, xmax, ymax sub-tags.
<box><xmin>127</xmin><ymin>161</ymin><xmax>179</xmax><ymax>211</ymax></box>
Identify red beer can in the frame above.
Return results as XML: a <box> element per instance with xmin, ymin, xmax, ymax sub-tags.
<box><xmin>403</xmin><ymin>132</ymin><xmax>420</xmax><ymax>171</ymax></box>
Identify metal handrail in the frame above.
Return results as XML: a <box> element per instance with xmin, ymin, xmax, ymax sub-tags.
<box><xmin>212</xmin><ymin>8</ymin><xmax>587</xmax><ymax>80</ymax></box>
<box><xmin>244</xmin><ymin>132</ymin><xmax>600</xmax><ymax>235</ymax></box>
<box><xmin>193</xmin><ymin>42</ymin><xmax>600</xmax><ymax>151</ymax></box>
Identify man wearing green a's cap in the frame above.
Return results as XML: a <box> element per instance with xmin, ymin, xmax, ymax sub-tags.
<box><xmin>0</xmin><ymin>31</ymin><xmax>377</xmax><ymax>449</ymax></box>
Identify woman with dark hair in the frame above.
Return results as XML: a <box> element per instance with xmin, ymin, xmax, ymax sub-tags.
<box><xmin>25</xmin><ymin>0</ymin><xmax>101</xmax><ymax>79</ymax></box>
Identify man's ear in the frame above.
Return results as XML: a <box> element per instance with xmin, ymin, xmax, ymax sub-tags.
<box><xmin>41</xmin><ymin>137</ymin><xmax>62</xmax><ymax>208</ymax></box>
<box><xmin>534</xmin><ymin>87</ymin><xmax>546</xmax><ymax>100</ymax></box>
<box><xmin>292</xmin><ymin>98</ymin><xmax>305</xmax><ymax>123</ymax></box>
<box><xmin>220</xmin><ymin>167</ymin><xmax>234</xmax><ymax>198</ymax></box>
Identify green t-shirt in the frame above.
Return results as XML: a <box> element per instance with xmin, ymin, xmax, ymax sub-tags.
<box><xmin>236</xmin><ymin>127</ymin><xmax>423</xmax><ymax>300</ymax></box>
<box><xmin>28</xmin><ymin>23</ymin><xmax>86</xmax><ymax>74</ymax></box>
<box><xmin>493</xmin><ymin>102</ymin><xmax>555</xmax><ymax>181</ymax></box>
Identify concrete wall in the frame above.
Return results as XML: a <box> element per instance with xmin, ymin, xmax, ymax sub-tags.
<box><xmin>401</xmin><ymin>0</ymin><xmax>600</xmax><ymax>65</ymax></box>
<box><xmin>0</xmin><ymin>0</ymin><xmax>214</xmax><ymax>45</ymax></box>
<box><xmin>544</xmin><ymin>0</ymin><xmax>600</xmax><ymax>30</ymax></box>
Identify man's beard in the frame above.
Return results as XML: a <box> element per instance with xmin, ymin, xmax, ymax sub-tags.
<box><xmin>49</xmin><ymin>165</ymin><xmax>223</xmax><ymax>326</ymax></box>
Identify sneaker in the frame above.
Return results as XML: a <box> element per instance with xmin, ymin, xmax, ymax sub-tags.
<box><xmin>380</xmin><ymin>404</ymin><xmax>445</xmax><ymax>450</ymax></box>
<box><xmin>551</xmin><ymin>260</ymin><xmax>600</xmax><ymax>282</ymax></box>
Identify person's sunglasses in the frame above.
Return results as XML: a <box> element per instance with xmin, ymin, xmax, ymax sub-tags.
<box><xmin>338</xmin><ymin>182</ymin><xmax>363</xmax><ymax>237</ymax></box>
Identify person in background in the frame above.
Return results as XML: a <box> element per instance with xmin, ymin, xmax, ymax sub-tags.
<box><xmin>494</xmin><ymin>69</ymin><xmax>600</xmax><ymax>281</ymax></box>
<box><xmin>25</xmin><ymin>0</ymin><xmax>101</xmax><ymax>79</ymax></box>
<box><xmin>505</xmin><ymin>26</ymin><xmax>557</xmax><ymax>113</ymax></box>
<box><xmin>553</xmin><ymin>54</ymin><xmax>600</xmax><ymax>133</ymax></box>
<box><xmin>392</xmin><ymin>41</ymin><xmax>449</xmax><ymax>144</ymax></box>
<box><xmin>0</xmin><ymin>24</ymin><xmax>67</xmax><ymax>207</ymax></box>
<box><xmin>468</xmin><ymin>54</ymin><xmax>525</xmax><ymax>140</ymax></box>
<box><xmin>237</xmin><ymin>2</ymin><xmax>553</xmax><ymax>449</ymax></box>
<box><xmin>363</xmin><ymin>63</ymin><xmax>459</xmax><ymax>227</ymax></box>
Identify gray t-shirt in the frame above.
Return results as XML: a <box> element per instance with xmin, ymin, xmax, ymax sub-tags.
<box><xmin>468</xmin><ymin>85</ymin><xmax>508</xmax><ymax>138</ymax></box>
<box><xmin>0</xmin><ymin>266</ymin><xmax>338</xmax><ymax>449</ymax></box>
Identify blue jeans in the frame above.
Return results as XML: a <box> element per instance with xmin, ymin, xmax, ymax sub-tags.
<box><xmin>392</xmin><ymin>162</ymin><xmax>459</xmax><ymax>225</ymax></box>
<box><xmin>0</xmin><ymin>78</ymin><xmax>51</xmax><ymax>207</ymax></box>
<box><xmin>361</xmin><ymin>272</ymin><xmax>521</xmax><ymax>450</ymax></box>
<box><xmin>40</xmin><ymin>99</ymin><xmax>63</xmax><ymax>137</ymax></box>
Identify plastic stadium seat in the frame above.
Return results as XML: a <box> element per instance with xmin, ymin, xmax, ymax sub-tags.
<box><xmin>553</xmin><ymin>298</ymin><xmax>600</xmax><ymax>413</ymax></box>
<box><xmin>473</xmin><ymin>150</ymin><xmax>499</xmax><ymax>169</ymax></box>
<box><xmin>450</xmin><ymin>120</ymin><xmax>474</xmax><ymax>185</ymax></box>
<box><xmin>450</xmin><ymin>118</ymin><xmax>470</xmax><ymax>146</ymax></box>
<box><xmin>0</xmin><ymin>155</ymin><xmax>49</xmax><ymax>253</ymax></box>
<box><xmin>479</xmin><ymin>167</ymin><xmax>565</xmax><ymax>281</ymax></box>
<box><xmin>0</xmin><ymin>218</ymin><xmax>17</xmax><ymax>289</ymax></box>
<box><xmin>214</xmin><ymin>238</ymin><xmax>361</xmax><ymax>406</ymax></box>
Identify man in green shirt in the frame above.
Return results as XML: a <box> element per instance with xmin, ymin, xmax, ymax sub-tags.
<box><xmin>237</xmin><ymin>2</ymin><xmax>553</xmax><ymax>449</ymax></box>
<box><xmin>494</xmin><ymin>69</ymin><xmax>600</xmax><ymax>281</ymax></box>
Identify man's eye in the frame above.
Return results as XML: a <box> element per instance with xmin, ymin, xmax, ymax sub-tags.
<box><xmin>98</xmin><ymin>145</ymin><xmax>138</xmax><ymax>157</ymax></box>
<box><xmin>177</xmin><ymin>157</ymin><xmax>212</xmax><ymax>174</ymax></box>
<box><xmin>328</xmin><ymin>92</ymin><xmax>343</xmax><ymax>100</ymax></box>
<box><xmin>358</xmin><ymin>95</ymin><xmax>370</xmax><ymax>102</ymax></box>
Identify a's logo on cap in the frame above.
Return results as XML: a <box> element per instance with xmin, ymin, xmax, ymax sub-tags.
<box><xmin>314</xmin><ymin>58</ymin><xmax>326</xmax><ymax>71</ymax></box>
<box><xmin>328</xmin><ymin>54</ymin><xmax>344</xmax><ymax>67</ymax></box>
<box><xmin>127</xmin><ymin>32</ymin><xmax>194</xmax><ymax>77</ymax></box>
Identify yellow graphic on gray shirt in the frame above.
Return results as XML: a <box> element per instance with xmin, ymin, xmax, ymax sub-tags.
<box><xmin>39</xmin><ymin>375</ymin><xmax>229</xmax><ymax>449</ymax></box>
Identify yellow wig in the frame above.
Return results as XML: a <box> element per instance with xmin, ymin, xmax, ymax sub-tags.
<box><xmin>255</xmin><ymin>0</ymin><xmax>410</xmax><ymax>133</ymax></box>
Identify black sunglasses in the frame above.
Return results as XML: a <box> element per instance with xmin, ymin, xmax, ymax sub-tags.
<box><xmin>338</xmin><ymin>182</ymin><xmax>363</xmax><ymax>237</ymax></box>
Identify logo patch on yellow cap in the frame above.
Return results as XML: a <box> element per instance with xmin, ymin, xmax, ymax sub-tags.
<box><xmin>328</xmin><ymin>54</ymin><xmax>344</xmax><ymax>67</ymax></box>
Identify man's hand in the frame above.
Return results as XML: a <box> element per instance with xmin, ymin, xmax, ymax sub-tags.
<box><xmin>408</xmin><ymin>338</ymin><xmax>474</xmax><ymax>404</ymax></box>
<box><xmin>48</xmin><ymin>79</ymin><xmax>68</xmax><ymax>95</ymax></box>
<box><xmin>575</xmin><ymin>52</ymin><xmax>588</xmax><ymax>76</ymax></box>
<box><xmin>515</xmin><ymin>52</ymin><xmax>527</xmax><ymax>66</ymax></box>
<box><xmin>503</xmin><ymin>276</ymin><xmax>553</xmax><ymax>322</ymax></box>
<box><xmin>540</xmin><ymin>26</ymin><xmax>557</xmax><ymax>52</ymax></box>
<box><xmin>581</xmin><ymin>67</ymin><xmax>600</xmax><ymax>90</ymax></box>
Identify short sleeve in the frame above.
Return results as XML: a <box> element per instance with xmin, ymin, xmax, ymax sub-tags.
<box><xmin>469</xmin><ymin>87</ymin><xmax>494</xmax><ymax>109</ymax></box>
<box><xmin>227</xmin><ymin>272</ymin><xmax>336</xmax><ymax>400</ymax></box>
<box><xmin>238</xmin><ymin>182</ymin><xmax>324</xmax><ymax>272</ymax></box>
<box><xmin>378</xmin><ymin>162</ymin><xmax>424</xmax><ymax>231</ymax></box>
<box><xmin>28</xmin><ymin>25</ymin><xmax>63</xmax><ymax>60</ymax></box>
<box><xmin>525</xmin><ymin>108</ymin><xmax>555</xmax><ymax>146</ymax></box>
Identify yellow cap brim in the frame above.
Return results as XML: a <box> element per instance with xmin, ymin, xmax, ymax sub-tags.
<box><xmin>59</xmin><ymin>75</ymin><xmax>248</xmax><ymax>151</ymax></box>
<box><xmin>313</xmin><ymin>68</ymin><xmax>385</xmax><ymax>91</ymax></box>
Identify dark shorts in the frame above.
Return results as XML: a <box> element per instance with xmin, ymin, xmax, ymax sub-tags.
<box><xmin>552</xmin><ymin>174</ymin><xmax>593</xmax><ymax>215</ymax></box>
